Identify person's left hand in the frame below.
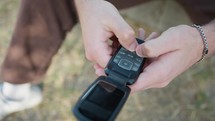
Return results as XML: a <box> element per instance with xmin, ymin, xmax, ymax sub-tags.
<box><xmin>130</xmin><ymin>25</ymin><xmax>204</xmax><ymax>92</ymax></box>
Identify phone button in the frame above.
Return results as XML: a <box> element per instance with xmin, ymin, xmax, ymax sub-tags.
<box><xmin>118</xmin><ymin>59</ymin><xmax>133</xmax><ymax>70</ymax></box>
<box><xmin>113</xmin><ymin>56</ymin><xmax>121</xmax><ymax>64</ymax></box>
<box><xmin>118</xmin><ymin>51</ymin><xmax>126</xmax><ymax>55</ymax></box>
<box><xmin>132</xmin><ymin>65</ymin><xmax>139</xmax><ymax>71</ymax></box>
<box><xmin>135</xmin><ymin>57</ymin><xmax>143</xmax><ymax>63</ymax></box>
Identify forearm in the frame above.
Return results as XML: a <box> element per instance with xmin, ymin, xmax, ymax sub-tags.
<box><xmin>202</xmin><ymin>19</ymin><xmax>215</xmax><ymax>57</ymax></box>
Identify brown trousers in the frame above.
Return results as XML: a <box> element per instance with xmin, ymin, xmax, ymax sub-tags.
<box><xmin>1</xmin><ymin>0</ymin><xmax>215</xmax><ymax>84</ymax></box>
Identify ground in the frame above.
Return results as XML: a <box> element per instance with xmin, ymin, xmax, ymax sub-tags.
<box><xmin>0</xmin><ymin>0</ymin><xmax>215</xmax><ymax>121</ymax></box>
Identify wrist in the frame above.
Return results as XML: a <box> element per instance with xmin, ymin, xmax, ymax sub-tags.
<box><xmin>202</xmin><ymin>21</ymin><xmax>215</xmax><ymax>57</ymax></box>
<box><xmin>183</xmin><ymin>25</ymin><xmax>204</xmax><ymax>63</ymax></box>
<box><xmin>191</xmin><ymin>24</ymin><xmax>209</xmax><ymax>62</ymax></box>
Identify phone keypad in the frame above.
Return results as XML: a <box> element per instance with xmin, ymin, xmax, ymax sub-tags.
<box><xmin>113</xmin><ymin>47</ymin><xmax>143</xmax><ymax>71</ymax></box>
<box><xmin>118</xmin><ymin>59</ymin><xmax>133</xmax><ymax>70</ymax></box>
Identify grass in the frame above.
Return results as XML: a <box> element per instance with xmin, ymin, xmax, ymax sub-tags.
<box><xmin>1</xmin><ymin>0</ymin><xmax>215</xmax><ymax>121</ymax></box>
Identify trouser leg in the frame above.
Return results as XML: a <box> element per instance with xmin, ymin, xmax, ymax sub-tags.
<box><xmin>0</xmin><ymin>0</ymin><xmax>77</xmax><ymax>84</ymax></box>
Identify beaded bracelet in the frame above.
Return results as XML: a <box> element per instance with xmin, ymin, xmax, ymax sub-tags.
<box><xmin>191</xmin><ymin>24</ymin><xmax>209</xmax><ymax>62</ymax></box>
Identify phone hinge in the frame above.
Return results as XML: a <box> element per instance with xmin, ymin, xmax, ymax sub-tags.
<box><xmin>106</xmin><ymin>70</ymin><xmax>128</xmax><ymax>87</ymax></box>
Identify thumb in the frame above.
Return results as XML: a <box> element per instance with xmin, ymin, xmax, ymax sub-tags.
<box><xmin>109</xmin><ymin>15</ymin><xmax>137</xmax><ymax>51</ymax></box>
<box><xmin>136</xmin><ymin>35</ymin><xmax>178</xmax><ymax>58</ymax></box>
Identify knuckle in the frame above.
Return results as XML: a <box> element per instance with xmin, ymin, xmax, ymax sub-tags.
<box><xmin>121</xmin><ymin>30</ymin><xmax>135</xmax><ymax>42</ymax></box>
<box><xmin>141</xmin><ymin>44</ymin><xmax>156</xmax><ymax>57</ymax></box>
<box><xmin>127</xmin><ymin>29</ymin><xmax>135</xmax><ymax>38</ymax></box>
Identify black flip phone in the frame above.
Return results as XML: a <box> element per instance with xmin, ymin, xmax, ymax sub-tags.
<box><xmin>73</xmin><ymin>38</ymin><xmax>145</xmax><ymax>121</ymax></box>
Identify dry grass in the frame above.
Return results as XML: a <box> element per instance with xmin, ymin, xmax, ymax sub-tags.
<box><xmin>1</xmin><ymin>0</ymin><xmax>215</xmax><ymax>121</ymax></box>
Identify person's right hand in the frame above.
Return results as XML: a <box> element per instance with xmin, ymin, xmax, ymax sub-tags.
<box><xmin>75</xmin><ymin>0</ymin><xmax>138</xmax><ymax>70</ymax></box>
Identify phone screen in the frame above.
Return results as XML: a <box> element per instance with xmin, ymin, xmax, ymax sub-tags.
<box><xmin>79</xmin><ymin>81</ymin><xmax>124</xmax><ymax>121</ymax></box>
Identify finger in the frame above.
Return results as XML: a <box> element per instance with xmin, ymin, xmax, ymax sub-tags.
<box><xmin>93</xmin><ymin>64</ymin><xmax>101</xmax><ymax>70</ymax></box>
<box><xmin>130</xmin><ymin>81</ymin><xmax>168</xmax><ymax>94</ymax></box>
<box><xmin>94</xmin><ymin>64</ymin><xmax>106</xmax><ymax>76</ymax></box>
<box><xmin>95</xmin><ymin>68</ymin><xmax>106</xmax><ymax>76</ymax></box>
<box><xmin>136</xmin><ymin>33</ymin><xmax>178</xmax><ymax>58</ymax></box>
<box><xmin>145</xmin><ymin>32</ymin><xmax>159</xmax><ymax>41</ymax></box>
<box><xmin>84</xmin><ymin>33</ymin><xmax>112</xmax><ymax>68</ymax></box>
<box><xmin>109</xmin><ymin>16</ymin><xmax>137</xmax><ymax>51</ymax></box>
<box><xmin>138</xmin><ymin>28</ymin><xmax>145</xmax><ymax>40</ymax></box>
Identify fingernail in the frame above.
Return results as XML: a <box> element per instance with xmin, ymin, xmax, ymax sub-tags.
<box><xmin>129</xmin><ymin>42</ymin><xmax>138</xmax><ymax>51</ymax></box>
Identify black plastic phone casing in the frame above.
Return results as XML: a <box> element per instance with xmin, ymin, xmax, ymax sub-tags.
<box><xmin>73</xmin><ymin>76</ymin><xmax>130</xmax><ymax>121</ymax></box>
<box><xmin>73</xmin><ymin>38</ymin><xmax>145</xmax><ymax>121</ymax></box>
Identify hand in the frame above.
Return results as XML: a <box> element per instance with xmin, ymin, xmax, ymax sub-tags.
<box><xmin>130</xmin><ymin>25</ymin><xmax>204</xmax><ymax>92</ymax></box>
<box><xmin>94</xmin><ymin>28</ymin><xmax>159</xmax><ymax>78</ymax></box>
<box><xmin>75</xmin><ymin>0</ymin><xmax>137</xmax><ymax>68</ymax></box>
